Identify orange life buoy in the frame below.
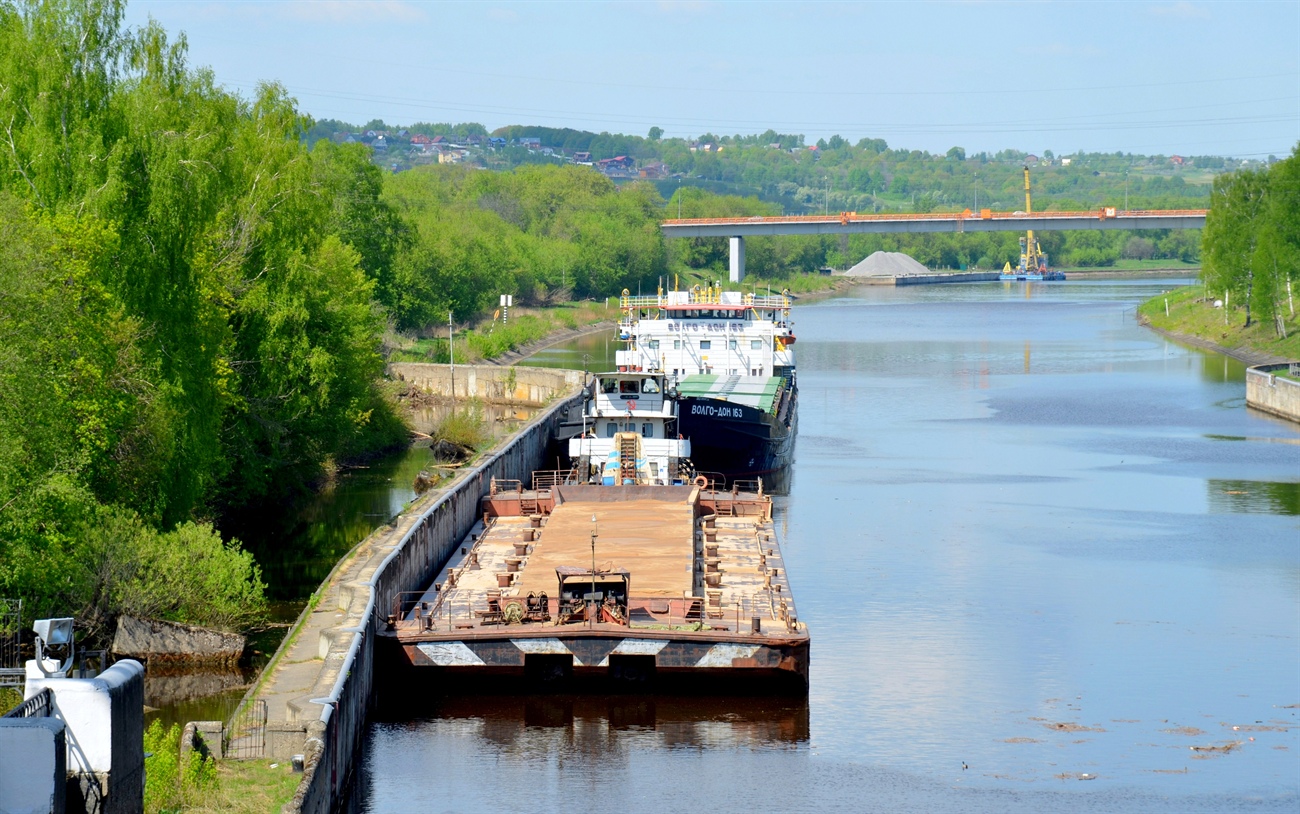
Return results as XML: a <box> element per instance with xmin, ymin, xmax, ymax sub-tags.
<box><xmin>694</xmin><ymin>475</ymin><xmax>708</xmax><ymax>488</ymax></box>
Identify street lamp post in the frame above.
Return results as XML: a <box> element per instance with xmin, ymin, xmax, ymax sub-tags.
<box><xmin>589</xmin><ymin>514</ymin><xmax>598</xmax><ymax>628</ymax></box>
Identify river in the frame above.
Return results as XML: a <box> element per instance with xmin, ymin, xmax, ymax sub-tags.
<box><xmin>370</xmin><ymin>278</ymin><xmax>1296</xmax><ymax>811</ymax></box>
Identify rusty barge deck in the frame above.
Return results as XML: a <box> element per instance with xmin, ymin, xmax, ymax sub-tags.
<box><xmin>381</xmin><ymin>479</ymin><xmax>809</xmax><ymax>692</ymax></box>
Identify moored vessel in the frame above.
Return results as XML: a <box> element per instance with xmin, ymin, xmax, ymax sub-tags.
<box><xmin>382</xmin><ymin>475</ymin><xmax>809</xmax><ymax>693</ymax></box>
<box><xmin>1001</xmin><ymin>166</ymin><xmax>1067</xmax><ymax>282</ymax></box>
<box><xmin>613</xmin><ymin>285</ymin><xmax>798</xmax><ymax>481</ymax></box>
<box><xmin>567</xmin><ymin>369</ymin><xmax>695</xmax><ymax>486</ymax></box>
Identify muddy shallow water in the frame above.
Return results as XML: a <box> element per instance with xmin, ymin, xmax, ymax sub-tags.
<box><xmin>357</xmin><ymin>279</ymin><xmax>1299</xmax><ymax>812</ymax></box>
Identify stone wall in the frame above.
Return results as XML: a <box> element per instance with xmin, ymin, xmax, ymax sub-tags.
<box><xmin>283</xmin><ymin>391</ymin><xmax>582</xmax><ymax>814</ymax></box>
<box><xmin>390</xmin><ymin>362</ymin><xmax>586</xmax><ymax>405</ymax></box>
<box><xmin>1246</xmin><ymin>363</ymin><xmax>1300</xmax><ymax>424</ymax></box>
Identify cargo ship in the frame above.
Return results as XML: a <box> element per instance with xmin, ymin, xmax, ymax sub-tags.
<box><xmin>612</xmin><ymin>285</ymin><xmax>798</xmax><ymax>481</ymax></box>
<box><xmin>382</xmin><ymin>475</ymin><xmax>809</xmax><ymax>693</ymax></box>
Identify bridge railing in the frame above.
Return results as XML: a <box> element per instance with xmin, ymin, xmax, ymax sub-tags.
<box><xmin>662</xmin><ymin>208</ymin><xmax>1207</xmax><ymax>227</ymax></box>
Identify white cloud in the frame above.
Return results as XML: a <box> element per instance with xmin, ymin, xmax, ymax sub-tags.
<box><xmin>1147</xmin><ymin>2</ymin><xmax>1211</xmax><ymax>19</ymax></box>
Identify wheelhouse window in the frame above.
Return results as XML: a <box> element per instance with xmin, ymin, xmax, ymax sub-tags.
<box><xmin>619</xmin><ymin>380</ymin><xmax>639</xmax><ymax>394</ymax></box>
<box><xmin>673</xmin><ymin>339</ymin><xmax>682</xmax><ymax>349</ymax></box>
<box><xmin>647</xmin><ymin>339</ymin><xmax>660</xmax><ymax>349</ymax></box>
<box><xmin>641</xmin><ymin>378</ymin><xmax>661</xmax><ymax>394</ymax></box>
<box><xmin>728</xmin><ymin>339</ymin><xmax>738</xmax><ymax>350</ymax></box>
<box><xmin>751</xmin><ymin>339</ymin><xmax>763</xmax><ymax>350</ymax></box>
<box><xmin>699</xmin><ymin>340</ymin><xmax>711</xmax><ymax>350</ymax></box>
<box><xmin>605</xmin><ymin>422</ymin><xmax>616</xmax><ymax>437</ymax></box>
<box><xmin>600</xmin><ymin>377</ymin><xmax>618</xmax><ymax>394</ymax></box>
<box><xmin>642</xmin><ymin>423</ymin><xmax>653</xmax><ymax>437</ymax></box>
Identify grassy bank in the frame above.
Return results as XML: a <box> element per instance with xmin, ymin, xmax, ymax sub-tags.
<box><xmin>387</xmin><ymin>299</ymin><xmax>614</xmax><ymax>364</ymax></box>
<box><xmin>1139</xmin><ymin>285</ymin><xmax>1300</xmax><ymax>361</ymax></box>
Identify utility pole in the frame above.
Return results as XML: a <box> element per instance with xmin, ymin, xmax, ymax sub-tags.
<box><xmin>1124</xmin><ymin>169</ymin><xmax>1129</xmax><ymax>212</ymax></box>
<box><xmin>449</xmin><ymin>310</ymin><xmax>455</xmax><ymax>409</ymax></box>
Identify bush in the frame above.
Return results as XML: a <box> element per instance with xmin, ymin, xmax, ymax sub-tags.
<box><xmin>144</xmin><ymin>720</ymin><xmax>216</xmax><ymax>814</ymax></box>
<box><xmin>432</xmin><ymin>405</ymin><xmax>490</xmax><ymax>451</ymax></box>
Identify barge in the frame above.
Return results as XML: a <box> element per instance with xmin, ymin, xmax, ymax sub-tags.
<box><xmin>382</xmin><ymin>477</ymin><xmax>809</xmax><ymax>693</ymax></box>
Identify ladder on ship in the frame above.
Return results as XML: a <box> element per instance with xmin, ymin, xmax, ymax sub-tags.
<box><xmin>618</xmin><ymin>433</ymin><xmax>639</xmax><ymax>484</ymax></box>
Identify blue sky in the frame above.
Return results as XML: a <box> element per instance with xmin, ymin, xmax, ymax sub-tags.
<box><xmin>125</xmin><ymin>0</ymin><xmax>1299</xmax><ymax>158</ymax></box>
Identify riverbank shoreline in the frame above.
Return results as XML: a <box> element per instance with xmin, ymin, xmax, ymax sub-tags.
<box><xmin>1138</xmin><ymin>316</ymin><xmax>1292</xmax><ymax>366</ymax></box>
<box><xmin>1137</xmin><ymin>285</ymin><xmax>1298</xmax><ymax>365</ymax></box>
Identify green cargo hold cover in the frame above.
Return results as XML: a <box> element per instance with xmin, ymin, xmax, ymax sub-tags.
<box><xmin>675</xmin><ymin>374</ymin><xmax>783</xmax><ymax>415</ymax></box>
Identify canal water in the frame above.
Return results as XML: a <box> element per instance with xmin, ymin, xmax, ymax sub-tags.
<box><xmin>358</xmin><ymin>278</ymin><xmax>1298</xmax><ymax>812</ymax></box>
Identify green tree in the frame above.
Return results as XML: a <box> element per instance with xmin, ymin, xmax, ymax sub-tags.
<box><xmin>1203</xmin><ymin>167</ymin><xmax>1269</xmax><ymax>326</ymax></box>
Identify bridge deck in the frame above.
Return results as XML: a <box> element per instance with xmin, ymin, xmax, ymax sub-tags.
<box><xmin>661</xmin><ymin>209</ymin><xmax>1207</xmax><ymax>238</ymax></box>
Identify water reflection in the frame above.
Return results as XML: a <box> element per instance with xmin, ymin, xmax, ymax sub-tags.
<box><xmin>361</xmin><ymin>696</ymin><xmax>809</xmax><ymax>813</ymax></box>
<box><xmin>519</xmin><ymin>328</ymin><xmax>618</xmax><ymax>371</ymax></box>
<box><xmin>375</xmin><ymin>694</ymin><xmax>808</xmax><ymax>750</ymax></box>
<box><xmin>1208</xmin><ymin>479</ymin><xmax>1300</xmax><ymax>515</ymax></box>
<box><xmin>221</xmin><ymin>444</ymin><xmax>430</xmax><ymax>604</ymax></box>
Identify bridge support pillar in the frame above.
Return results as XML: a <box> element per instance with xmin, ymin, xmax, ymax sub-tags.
<box><xmin>729</xmin><ymin>236</ymin><xmax>745</xmax><ymax>283</ymax></box>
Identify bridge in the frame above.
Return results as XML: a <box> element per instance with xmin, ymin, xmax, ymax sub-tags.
<box><xmin>660</xmin><ymin>209</ymin><xmax>1209</xmax><ymax>281</ymax></box>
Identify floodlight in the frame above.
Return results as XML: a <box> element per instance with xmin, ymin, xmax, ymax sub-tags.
<box><xmin>32</xmin><ymin>617</ymin><xmax>75</xmax><ymax>678</ymax></box>
<box><xmin>33</xmin><ymin>618</ymin><xmax>73</xmax><ymax>646</ymax></box>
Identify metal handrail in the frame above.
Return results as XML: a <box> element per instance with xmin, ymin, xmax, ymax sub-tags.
<box><xmin>620</xmin><ymin>293</ymin><xmax>792</xmax><ymax>311</ymax></box>
<box><xmin>662</xmin><ymin>209</ymin><xmax>1208</xmax><ymax>227</ymax></box>
<box><xmin>2</xmin><ymin>687</ymin><xmax>52</xmax><ymax>719</ymax></box>
<box><xmin>388</xmin><ymin>589</ymin><xmax>803</xmax><ymax>635</ymax></box>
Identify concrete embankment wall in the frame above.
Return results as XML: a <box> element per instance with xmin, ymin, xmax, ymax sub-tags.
<box><xmin>390</xmin><ymin>362</ymin><xmax>585</xmax><ymax>405</ymax></box>
<box><xmin>1246</xmin><ymin>364</ymin><xmax>1300</xmax><ymax>424</ymax></box>
<box><xmin>286</xmin><ymin>390</ymin><xmax>583</xmax><ymax>814</ymax></box>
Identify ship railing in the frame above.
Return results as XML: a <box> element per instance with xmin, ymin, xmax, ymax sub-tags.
<box><xmin>489</xmin><ymin>477</ymin><xmax>523</xmax><ymax>496</ymax></box>
<box><xmin>531</xmin><ymin>469</ymin><xmax>579</xmax><ymax>490</ymax></box>
<box><xmin>620</xmin><ymin>292</ymin><xmax>792</xmax><ymax>311</ymax></box>
<box><xmin>387</xmin><ymin>590</ymin><xmax>804</xmax><ymax>635</ymax></box>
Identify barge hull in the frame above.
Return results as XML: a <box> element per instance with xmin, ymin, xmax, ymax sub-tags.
<box><xmin>380</xmin><ymin>481</ymin><xmax>810</xmax><ymax>695</ymax></box>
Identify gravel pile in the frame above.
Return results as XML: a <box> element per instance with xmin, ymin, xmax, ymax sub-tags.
<box><xmin>845</xmin><ymin>251</ymin><xmax>931</xmax><ymax>277</ymax></box>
